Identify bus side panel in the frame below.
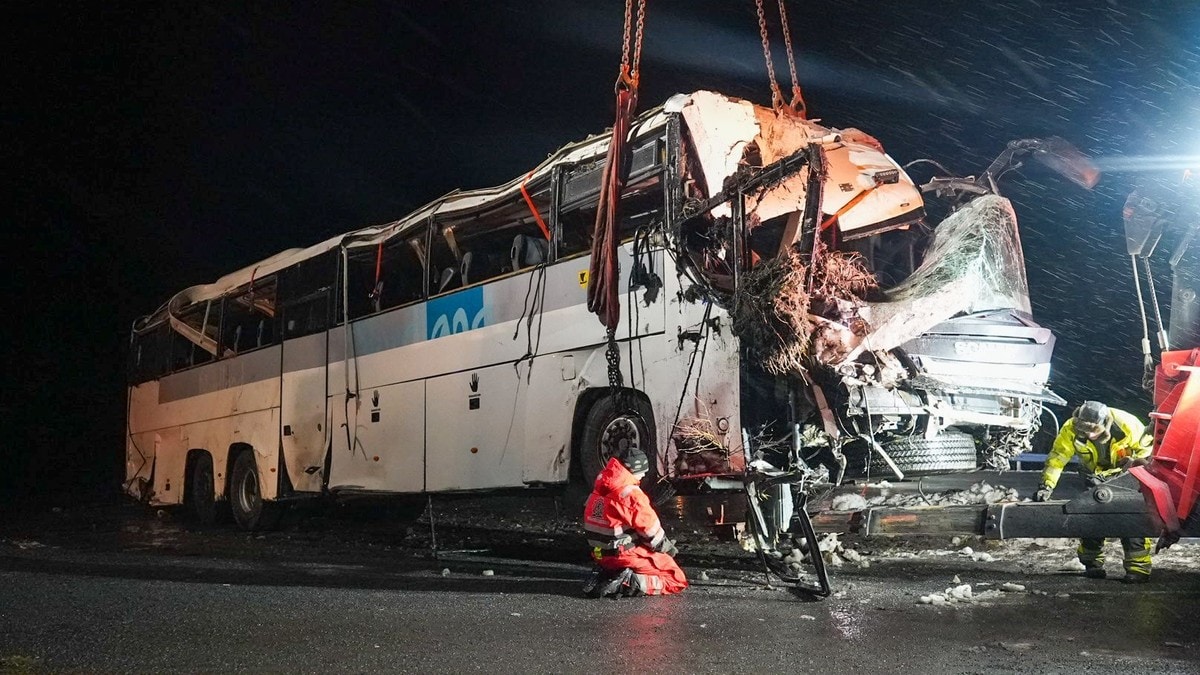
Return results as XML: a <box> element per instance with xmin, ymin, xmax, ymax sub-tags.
<box><xmin>532</xmin><ymin>249</ymin><xmax>666</xmax><ymax>354</ymax></box>
<box><xmin>326</xmin><ymin>379</ymin><xmax>425</xmax><ymax>493</ymax></box>
<box><xmin>126</xmin><ymin>381</ymin><xmax>159</xmax><ymax>498</ymax></box>
<box><xmin>651</xmin><ymin>268</ymin><xmax>744</xmax><ymax>477</ymax></box>
<box><xmin>150</xmin><ymin>426</ymin><xmax>187</xmax><ymax>505</ymax></box>
<box><xmin>426</xmin><ymin>361</ymin><xmax>526</xmax><ymax>491</ymax></box>
<box><xmin>518</xmin><ymin>354</ymin><xmax>576</xmax><ymax>484</ymax></box>
<box><xmin>127</xmin><ymin>347</ymin><xmax>284</xmax><ymax>504</ymax></box>
<box><xmin>281</xmin><ymin>332</ymin><xmax>329</xmax><ymax>493</ymax></box>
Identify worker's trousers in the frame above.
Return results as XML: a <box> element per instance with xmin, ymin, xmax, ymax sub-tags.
<box><xmin>596</xmin><ymin>546</ymin><xmax>688</xmax><ymax>595</ymax></box>
<box><xmin>1078</xmin><ymin>537</ymin><xmax>1152</xmax><ymax>576</ymax></box>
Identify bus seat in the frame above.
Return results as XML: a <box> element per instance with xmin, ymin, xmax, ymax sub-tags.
<box><xmin>456</xmin><ymin>251</ymin><xmax>484</xmax><ymax>284</ymax></box>
<box><xmin>511</xmin><ymin>233</ymin><xmax>548</xmax><ymax>270</ymax></box>
<box><xmin>438</xmin><ymin>267</ymin><xmax>459</xmax><ymax>293</ymax></box>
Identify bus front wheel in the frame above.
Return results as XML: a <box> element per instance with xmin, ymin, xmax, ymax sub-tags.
<box><xmin>229</xmin><ymin>451</ymin><xmax>281</xmax><ymax>531</ymax></box>
<box><xmin>578</xmin><ymin>393</ymin><xmax>657</xmax><ymax>487</ymax></box>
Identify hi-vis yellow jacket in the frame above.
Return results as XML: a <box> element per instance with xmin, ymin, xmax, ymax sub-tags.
<box><xmin>1041</xmin><ymin>408</ymin><xmax>1152</xmax><ymax>489</ymax></box>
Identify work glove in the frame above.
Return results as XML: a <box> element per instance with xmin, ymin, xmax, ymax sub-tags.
<box><xmin>1119</xmin><ymin>456</ymin><xmax>1150</xmax><ymax>470</ymax></box>
<box><xmin>656</xmin><ymin>537</ymin><xmax>678</xmax><ymax>557</ymax></box>
<box><xmin>1033</xmin><ymin>486</ymin><xmax>1053</xmax><ymax>502</ymax></box>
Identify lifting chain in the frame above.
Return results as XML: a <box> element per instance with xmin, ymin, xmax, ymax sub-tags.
<box><xmin>592</xmin><ymin>0</ymin><xmax>647</xmax><ymax>395</ymax></box>
<box><xmin>606</xmin><ymin>328</ymin><xmax>624</xmax><ymax>389</ymax></box>
<box><xmin>755</xmin><ymin>0</ymin><xmax>807</xmax><ymax>117</ymax></box>
<box><xmin>618</xmin><ymin>0</ymin><xmax>648</xmax><ymax>91</ymax></box>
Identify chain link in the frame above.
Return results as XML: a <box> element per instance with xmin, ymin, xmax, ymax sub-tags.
<box><xmin>621</xmin><ymin>0</ymin><xmax>634</xmax><ymax>67</ymax></box>
<box><xmin>605</xmin><ymin>328</ymin><xmax>624</xmax><ymax>389</ymax></box>
<box><xmin>755</xmin><ymin>0</ymin><xmax>783</xmax><ymax>110</ymax></box>
<box><xmin>776</xmin><ymin>0</ymin><xmax>806</xmax><ymax>116</ymax></box>
<box><xmin>631</xmin><ymin>0</ymin><xmax>647</xmax><ymax>81</ymax></box>
<box><xmin>618</xmin><ymin>0</ymin><xmax>648</xmax><ymax>90</ymax></box>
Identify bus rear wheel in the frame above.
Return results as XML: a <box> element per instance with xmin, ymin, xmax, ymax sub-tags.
<box><xmin>578</xmin><ymin>393</ymin><xmax>657</xmax><ymax>487</ymax></box>
<box><xmin>230</xmin><ymin>451</ymin><xmax>281</xmax><ymax>531</ymax></box>
<box><xmin>184</xmin><ymin>452</ymin><xmax>217</xmax><ymax>527</ymax></box>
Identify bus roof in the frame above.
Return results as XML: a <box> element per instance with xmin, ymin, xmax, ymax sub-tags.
<box><xmin>141</xmin><ymin>89</ymin><xmax>866</xmax><ymax>327</ymax></box>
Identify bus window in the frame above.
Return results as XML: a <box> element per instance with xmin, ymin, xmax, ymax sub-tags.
<box><xmin>342</xmin><ymin>237</ymin><xmax>424</xmax><ymax>320</ymax></box>
<box><xmin>428</xmin><ymin>226</ymin><xmax>460</xmax><ymax>295</ymax></box>
<box><xmin>129</xmin><ymin>321</ymin><xmax>171</xmax><ymax>384</ymax></box>
<box><xmin>456</xmin><ymin>220</ymin><xmax>546</xmax><ymax>285</ymax></box>
<box><xmin>557</xmin><ymin>174</ymin><xmax>664</xmax><ymax>259</ymax></box>
<box><xmin>279</xmin><ymin>251</ymin><xmax>336</xmax><ymax>339</ymax></box>
<box><xmin>282</xmin><ymin>294</ymin><xmax>329</xmax><ymax>339</ymax></box>
<box><xmin>171</xmin><ymin>302</ymin><xmax>218</xmax><ymax>368</ymax></box>
<box><xmin>221</xmin><ymin>277</ymin><xmax>278</xmax><ymax>354</ymax></box>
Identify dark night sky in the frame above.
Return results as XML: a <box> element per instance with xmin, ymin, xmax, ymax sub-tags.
<box><xmin>6</xmin><ymin>1</ymin><xmax>1199</xmax><ymax>501</ymax></box>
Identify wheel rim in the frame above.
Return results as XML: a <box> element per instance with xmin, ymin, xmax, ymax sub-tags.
<box><xmin>599</xmin><ymin>415</ymin><xmax>642</xmax><ymax>463</ymax></box>
<box><xmin>237</xmin><ymin>464</ymin><xmax>260</xmax><ymax>516</ymax></box>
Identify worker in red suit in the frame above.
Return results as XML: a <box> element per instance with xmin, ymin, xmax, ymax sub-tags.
<box><xmin>582</xmin><ymin>452</ymin><xmax>688</xmax><ymax>597</ymax></box>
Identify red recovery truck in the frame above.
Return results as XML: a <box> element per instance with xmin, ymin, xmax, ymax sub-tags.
<box><xmin>1124</xmin><ymin>173</ymin><xmax>1200</xmax><ymax>549</ymax></box>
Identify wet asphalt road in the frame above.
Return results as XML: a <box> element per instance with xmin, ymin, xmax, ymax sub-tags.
<box><xmin>2</xmin><ymin>496</ymin><xmax>1199</xmax><ymax>673</ymax></box>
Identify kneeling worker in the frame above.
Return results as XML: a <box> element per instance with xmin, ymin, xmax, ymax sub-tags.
<box><xmin>582</xmin><ymin>452</ymin><xmax>688</xmax><ymax>597</ymax></box>
<box><xmin>1034</xmin><ymin>400</ymin><xmax>1154</xmax><ymax>583</ymax></box>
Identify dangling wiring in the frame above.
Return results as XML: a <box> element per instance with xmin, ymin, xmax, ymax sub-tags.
<box><xmin>513</xmin><ymin>259</ymin><xmax>549</xmax><ymax>383</ymax></box>
<box><xmin>669</xmin><ymin>302</ymin><xmax>714</xmax><ymax>464</ymax></box>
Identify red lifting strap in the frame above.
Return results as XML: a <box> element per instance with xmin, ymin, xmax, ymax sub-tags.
<box><xmin>587</xmin><ymin>85</ymin><xmax>638</xmax><ymax>331</ymax></box>
<box><xmin>588</xmin><ymin>0</ymin><xmax>647</xmax><ymax>331</ymax></box>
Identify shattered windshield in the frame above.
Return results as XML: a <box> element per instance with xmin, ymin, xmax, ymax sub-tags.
<box><xmin>856</xmin><ymin>195</ymin><xmax>1031</xmax><ymax>357</ymax></box>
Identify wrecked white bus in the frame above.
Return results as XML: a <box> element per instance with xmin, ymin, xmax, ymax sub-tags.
<box><xmin>127</xmin><ymin>91</ymin><xmax>1088</xmax><ymax>546</ymax></box>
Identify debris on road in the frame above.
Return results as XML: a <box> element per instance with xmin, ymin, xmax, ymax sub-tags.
<box><xmin>1059</xmin><ymin>559</ymin><xmax>1087</xmax><ymax>572</ymax></box>
<box><xmin>918</xmin><ymin>583</ymin><xmax>1007</xmax><ymax>607</ymax></box>
<box><xmin>998</xmin><ymin>641</ymin><xmax>1035</xmax><ymax>652</ymax></box>
<box><xmin>857</xmin><ymin>481</ymin><xmax>1023</xmax><ymax>510</ymax></box>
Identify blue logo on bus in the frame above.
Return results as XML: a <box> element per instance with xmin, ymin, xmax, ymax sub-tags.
<box><xmin>427</xmin><ymin>286</ymin><xmax>486</xmax><ymax>340</ymax></box>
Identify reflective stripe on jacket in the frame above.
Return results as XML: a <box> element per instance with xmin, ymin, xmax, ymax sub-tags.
<box><xmin>583</xmin><ymin>458</ymin><xmax>666</xmax><ymax>557</ymax></box>
<box><xmin>1042</xmin><ymin>407</ymin><xmax>1152</xmax><ymax>489</ymax></box>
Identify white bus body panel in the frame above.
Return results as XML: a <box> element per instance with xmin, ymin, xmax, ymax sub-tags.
<box><xmin>280</xmin><ymin>333</ymin><xmax>329</xmax><ymax>492</ymax></box>
<box><xmin>323</xmin><ymin>246</ymin><xmax>667</xmax><ymax>493</ymax></box>
<box><xmin>425</xmin><ymin>361</ymin><xmax>526</xmax><ymax>491</ymax></box>
<box><xmin>127</xmin><ymin>346</ymin><xmax>283</xmax><ymax>505</ymax></box>
<box><xmin>327</xmin><ymin>379</ymin><xmax>426</xmax><ymax>493</ymax></box>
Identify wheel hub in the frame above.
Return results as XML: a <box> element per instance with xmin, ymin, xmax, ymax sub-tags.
<box><xmin>600</xmin><ymin>416</ymin><xmax>641</xmax><ymax>461</ymax></box>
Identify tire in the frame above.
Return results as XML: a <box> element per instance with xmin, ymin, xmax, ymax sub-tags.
<box><xmin>184</xmin><ymin>452</ymin><xmax>217</xmax><ymax>527</ymax></box>
<box><xmin>229</xmin><ymin>450</ymin><xmax>282</xmax><ymax>531</ymax></box>
<box><xmin>577</xmin><ymin>393</ymin><xmax>657</xmax><ymax>487</ymax></box>
<box><xmin>866</xmin><ymin>433</ymin><xmax>979</xmax><ymax>476</ymax></box>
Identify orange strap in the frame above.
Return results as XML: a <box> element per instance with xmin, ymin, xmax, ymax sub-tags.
<box><xmin>519</xmin><ymin>170</ymin><xmax>552</xmax><ymax>241</ymax></box>
<box><xmin>820</xmin><ymin>187</ymin><xmax>874</xmax><ymax>231</ymax></box>
<box><xmin>374</xmin><ymin>240</ymin><xmax>384</xmax><ymax>288</ymax></box>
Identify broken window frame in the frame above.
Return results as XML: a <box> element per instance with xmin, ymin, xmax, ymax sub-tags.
<box><xmin>338</xmin><ymin>234</ymin><xmax>425</xmax><ymax>323</ymax></box>
<box><xmin>219</xmin><ymin>276</ymin><xmax>279</xmax><ymax>357</ymax></box>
